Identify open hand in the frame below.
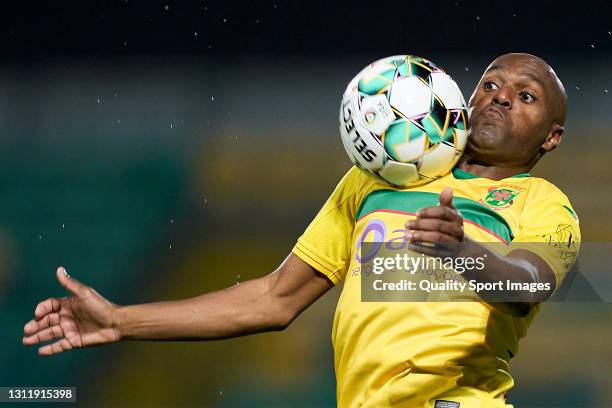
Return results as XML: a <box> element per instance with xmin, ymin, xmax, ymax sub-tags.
<box><xmin>23</xmin><ymin>267</ymin><xmax>121</xmax><ymax>356</ymax></box>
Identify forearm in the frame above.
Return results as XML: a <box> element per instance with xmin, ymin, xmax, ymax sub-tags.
<box><xmin>117</xmin><ymin>276</ymin><xmax>290</xmax><ymax>341</ymax></box>
<box><xmin>460</xmin><ymin>239</ymin><xmax>549</xmax><ymax>316</ymax></box>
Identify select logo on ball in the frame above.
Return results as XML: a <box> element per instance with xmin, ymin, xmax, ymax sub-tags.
<box><xmin>340</xmin><ymin>99</ymin><xmax>379</xmax><ymax>164</ymax></box>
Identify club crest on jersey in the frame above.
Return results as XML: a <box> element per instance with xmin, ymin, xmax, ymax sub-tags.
<box><xmin>481</xmin><ymin>187</ymin><xmax>520</xmax><ymax>210</ymax></box>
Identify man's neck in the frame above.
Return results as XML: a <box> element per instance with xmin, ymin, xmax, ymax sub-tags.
<box><xmin>456</xmin><ymin>156</ymin><xmax>531</xmax><ymax>180</ymax></box>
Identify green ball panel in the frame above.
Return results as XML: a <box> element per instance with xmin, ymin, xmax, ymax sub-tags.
<box><xmin>421</xmin><ymin>96</ymin><xmax>453</xmax><ymax>144</ymax></box>
<box><xmin>358</xmin><ymin>68</ymin><xmax>396</xmax><ymax>95</ymax></box>
<box><xmin>384</xmin><ymin>120</ymin><xmax>425</xmax><ymax>162</ymax></box>
<box><xmin>455</xmin><ymin>110</ymin><xmax>467</xmax><ymax>130</ymax></box>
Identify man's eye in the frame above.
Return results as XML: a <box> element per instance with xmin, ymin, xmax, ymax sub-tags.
<box><xmin>483</xmin><ymin>81</ymin><xmax>498</xmax><ymax>91</ymax></box>
<box><xmin>520</xmin><ymin>92</ymin><xmax>535</xmax><ymax>102</ymax></box>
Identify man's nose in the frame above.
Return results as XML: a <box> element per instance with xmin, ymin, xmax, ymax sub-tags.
<box><xmin>492</xmin><ymin>86</ymin><xmax>512</xmax><ymax>109</ymax></box>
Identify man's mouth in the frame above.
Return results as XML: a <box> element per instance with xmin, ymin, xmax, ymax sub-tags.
<box><xmin>482</xmin><ymin>105</ymin><xmax>506</xmax><ymax>121</ymax></box>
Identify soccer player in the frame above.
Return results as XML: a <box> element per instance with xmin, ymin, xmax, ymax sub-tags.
<box><xmin>23</xmin><ymin>53</ymin><xmax>580</xmax><ymax>408</ymax></box>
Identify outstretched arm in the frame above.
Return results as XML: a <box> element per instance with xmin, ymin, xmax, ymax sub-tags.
<box><xmin>23</xmin><ymin>253</ymin><xmax>333</xmax><ymax>355</ymax></box>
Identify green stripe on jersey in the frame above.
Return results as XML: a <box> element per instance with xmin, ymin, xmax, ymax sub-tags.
<box><xmin>356</xmin><ymin>190</ymin><xmax>514</xmax><ymax>242</ymax></box>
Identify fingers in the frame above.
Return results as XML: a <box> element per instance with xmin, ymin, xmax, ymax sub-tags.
<box><xmin>34</xmin><ymin>298</ymin><xmax>61</xmax><ymax>320</ymax></box>
<box><xmin>406</xmin><ymin>195</ymin><xmax>464</xmax><ymax>248</ymax></box>
<box><xmin>407</xmin><ymin>219</ymin><xmax>464</xmax><ymax>240</ymax></box>
<box><xmin>23</xmin><ymin>325</ymin><xmax>64</xmax><ymax>346</ymax></box>
<box><xmin>410</xmin><ymin>230</ymin><xmax>458</xmax><ymax>244</ymax></box>
<box><xmin>416</xmin><ymin>205</ymin><xmax>461</xmax><ymax>222</ymax></box>
<box><xmin>407</xmin><ymin>242</ymin><xmax>454</xmax><ymax>258</ymax></box>
<box><xmin>38</xmin><ymin>338</ymin><xmax>73</xmax><ymax>356</ymax></box>
<box><xmin>439</xmin><ymin>187</ymin><xmax>455</xmax><ymax>209</ymax></box>
<box><xmin>56</xmin><ymin>267</ymin><xmax>88</xmax><ymax>297</ymax></box>
<box><xmin>24</xmin><ymin>313</ymin><xmax>60</xmax><ymax>336</ymax></box>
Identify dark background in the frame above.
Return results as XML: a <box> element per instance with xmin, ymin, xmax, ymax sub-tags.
<box><xmin>1</xmin><ymin>1</ymin><xmax>611</xmax><ymax>407</ymax></box>
<box><xmin>2</xmin><ymin>1</ymin><xmax>612</xmax><ymax>57</ymax></box>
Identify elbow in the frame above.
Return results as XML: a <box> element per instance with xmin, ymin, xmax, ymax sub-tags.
<box><xmin>268</xmin><ymin>308</ymin><xmax>296</xmax><ymax>331</ymax></box>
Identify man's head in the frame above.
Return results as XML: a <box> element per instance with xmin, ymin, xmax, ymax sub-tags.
<box><xmin>466</xmin><ymin>53</ymin><xmax>567</xmax><ymax>169</ymax></box>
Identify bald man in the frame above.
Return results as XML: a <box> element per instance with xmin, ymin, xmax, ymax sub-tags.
<box><xmin>23</xmin><ymin>53</ymin><xmax>580</xmax><ymax>408</ymax></box>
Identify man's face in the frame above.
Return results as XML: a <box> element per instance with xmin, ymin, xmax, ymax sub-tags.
<box><xmin>467</xmin><ymin>54</ymin><xmax>562</xmax><ymax>167</ymax></box>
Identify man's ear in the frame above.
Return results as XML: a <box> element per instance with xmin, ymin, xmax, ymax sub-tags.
<box><xmin>541</xmin><ymin>123</ymin><xmax>564</xmax><ymax>153</ymax></box>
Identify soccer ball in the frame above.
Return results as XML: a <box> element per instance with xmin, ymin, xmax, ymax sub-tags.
<box><xmin>339</xmin><ymin>55</ymin><xmax>469</xmax><ymax>187</ymax></box>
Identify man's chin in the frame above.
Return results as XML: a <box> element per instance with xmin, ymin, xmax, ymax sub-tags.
<box><xmin>464</xmin><ymin>125</ymin><xmax>507</xmax><ymax>164</ymax></box>
<box><xmin>467</xmin><ymin>124</ymin><xmax>505</xmax><ymax>150</ymax></box>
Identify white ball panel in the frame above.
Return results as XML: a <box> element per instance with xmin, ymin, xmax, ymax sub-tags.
<box><xmin>359</xmin><ymin>94</ymin><xmax>396</xmax><ymax>135</ymax></box>
<box><xmin>378</xmin><ymin>160</ymin><xmax>419</xmax><ymax>187</ymax></box>
<box><xmin>388</xmin><ymin>133</ymin><xmax>426</xmax><ymax>163</ymax></box>
<box><xmin>339</xmin><ymin>94</ymin><xmax>386</xmax><ymax>171</ymax></box>
<box><xmin>454</xmin><ymin>128</ymin><xmax>468</xmax><ymax>151</ymax></box>
<box><xmin>417</xmin><ymin>143</ymin><xmax>460</xmax><ymax>178</ymax></box>
<box><xmin>430</xmin><ymin>72</ymin><xmax>464</xmax><ymax>110</ymax></box>
<box><xmin>389</xmin><ymin>76</ymin><xmax>432</xmax><ymax>118</ymax></box>
<box><xmin>350</xmin><ymin>122</ymin><xmax>386</xmax><ymax>170</ymax></box>
<box><xmin>360</xmin><ymin>61</ymin><xmax>396</xmax><ymax>85</ymax></box>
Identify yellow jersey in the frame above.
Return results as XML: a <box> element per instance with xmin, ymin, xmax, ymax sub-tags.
<box><xmin>292</xmin><ymin>166</ymin><xmax>580</xmax><ymax>408</ymax></box>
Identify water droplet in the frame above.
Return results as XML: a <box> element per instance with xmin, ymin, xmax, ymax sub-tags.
<box><xmin>256</xmin><ymin>19</ymin><xmax>260</xmax><ymax>23</ymax></box>
<box><xmin>575</xmin><ymin>86</ymin><xmax>580</xmax><ymax>90</ymax></box>
<box><xmin>590</xmin><ymin>44</ymin><xmax>595</xmax><ymax>48</ymax></box>
<box><xmin>164</xmin><ymin>4</ymin><xmax>170</xmax><ymax>11</ymax></box>
<box><xmin>219</xmin><ymin>390</ymin><xmax>223</xmax><ymax>397</ymax></box>
<box><xmin>464</xmin><ymin>67</ymin><xmax>469</xmax><ymax>71</ymax></box>
<box><xmin>605</xmin><ymin>89</ymin><xmax>609</xmax><ymax>93</ymax></box>
<box><xmin>222</xmin><ymin>18</ymin><xmax>227</xmax><ymax>23</ymax></box>
<box><xmin>194</xmin><ymin>31</ymin><xmax>198</xmax><ymax>37</ymax></box>
<box><xmin>38</xmin><ymin>235</ymin><xmax>42</xmax><ymax>240</ymax></box>
<box><xmin>117</xmin><ymin>119</ymin><xmax>121</xmax><ymax>124</ymax></box>
<box><xmin>169</xmin><ymin>244</ymin><xmax>173</xmax><ymax>250</ymax></box>
<box><xmin>123</xmin><ymin>41</ymin><xmax>127</xmax><ymax>46</ymax></box>
<box><xmin>62</xmin><ymin>224</ymin><xmax>65</xmax><ymax>229</ymax></box>
<box><xmin>170</xmin><ymin>219</ymin><xmax>174</xmax><ymax>223</ymax></box>
<box><xmin>170</xmin><ymin>123</ymin><xmax>173</xmax><ymax>129</ymax></box>
<box><xmin>211</xmin><ymin>96</ymin><xmax>214</xmax><ymax>101</ymax></box>
<box><xmin>97</xmin><ymin>98</ymin><xmax>100</xmax><ymax>104</ymax></box>
<box><xmin>476</xmin><ymin>16</ymin><xmax>480</xmax><ymax>20</ymax></box>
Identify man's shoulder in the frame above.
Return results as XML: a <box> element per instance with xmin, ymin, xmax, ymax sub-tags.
<box><xmin>525</xmin><ymin>176</ymin><xmax>572</xmax><ymax>201</ymax></box>
<box><xmin>341</xmin><ymin>166</ymin><xmax>388</xmax><ymax>195</ymax></box>
<box><xmin>524</xmin><ymin>176</ymin><xmax>579</xmax><ymax>220</ymax></box>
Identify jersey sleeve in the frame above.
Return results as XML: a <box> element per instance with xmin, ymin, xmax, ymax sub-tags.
<box><xmin>510</xmin><ymin>180</ymin><xmax>581</xmax><ymax>289</ymax></box>
<box><xmin>292</xmin><ymin>166</ymin><xmax>365</xmax><ymax>285</ymax></box>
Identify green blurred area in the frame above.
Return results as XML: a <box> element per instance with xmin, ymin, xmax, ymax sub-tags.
<box><xmin>1</xmin><ymin>56</ymin><xmax>612</xmax><ymax>407</ymax></box>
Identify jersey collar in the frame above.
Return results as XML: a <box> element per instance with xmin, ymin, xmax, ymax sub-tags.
<box><xmin>452</xmin><ymin>167</ymin><xmax>530</xmax><ymax>180</ymax></box>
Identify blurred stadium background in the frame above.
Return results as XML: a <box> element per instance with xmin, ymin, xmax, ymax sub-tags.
<box><xmin>1</xmin><ymin>1</ymin><xmax>612</xmax><ymax>407</ymax></box>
